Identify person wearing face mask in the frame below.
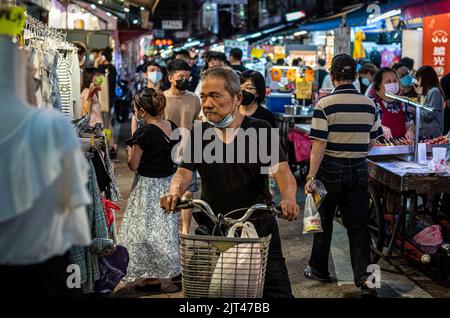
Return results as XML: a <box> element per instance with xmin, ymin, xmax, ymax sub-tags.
<box><xmin>120</xmin><ymin>88</ymin><xmax>181</xmax><ymax>293</ymax></box>
<box><xmin>131</xmin><ymin>61</ymin><xmax>165</xmax><ymax>135</ymax></box>
<box><xmin>160</xmin><ymin>67</ymin><xmax>299</xmax><ymax>298</ymax></box>
<box><xmin>393</xmin><ymin>62</ymin><xmax>418</xmax><ymax>99</ymax></box>
<box><xmin>368</xmin><ymin>67</ymin><xmax>415</xmax><ymax>140</ymax></box>
<box><xmin>239</xmin><ymin>70</ymin><xmax>276</xmax><ymax>127</ymax></box>
<box><xmin>164</xmin><ymin>59</ymin><xmax>201</xmax><ymax>237</ymax></box>
<box><xmin>415</xmin><ymin>66</ymin><xmax>445</xmax><ymax>140</ymax></box>
<box><xmin>358</xmin><ymin>63</ymin><xmax>378</xmax><ymax>96</ymax></box>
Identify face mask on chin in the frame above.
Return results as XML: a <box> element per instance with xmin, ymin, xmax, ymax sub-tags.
<box><xmin>206</xmin><ymin>101</ymin><xmax>238</xmax><ymax>129</ymax></box>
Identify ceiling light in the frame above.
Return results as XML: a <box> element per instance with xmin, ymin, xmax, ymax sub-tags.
<box><xmin>140</xmin><ymin>6</ymin><xmax>145</xmax><ymax>11</ymax></box>
<box><xmin>106</xmin><ymin>12</ymin><xmax>112</xmax><ymax>17</ymax></box>
<box><xmin>124</xmin><ymin>7</ymin><xmax>130</xmax><ymax>13</ymax></box>
<box><xmin>417</xmin><ymin>27</ymin><xmax>423</xmax><ymax>31</ymax></box>
<box><xmin>90</xmin><ymin>4</ymin><xmax>96</xmax><ymax>9</ymax></box>
<box><xmin>98</xmin><ymin>0</ymin><xmax>103</xmax><ymax>4</ymax></box>
<box><xmin>294</xmin><ymin>31</ymin><xmax>307</xmax><ymax>36</ymax></box>
<box><xmin>133</xmin><ymin>19</ymin><xmax>138</xmax><ymax>24</ymax></box>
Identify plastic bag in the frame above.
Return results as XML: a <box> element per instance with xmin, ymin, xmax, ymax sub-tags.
<box><xmin>413</xmin><ymin>225</ymin><xmax>443</xmax><ymax>254</ymax></box>
<box><xmin>303</xmin><ymin>194</ymin><xmax>323</xmax><ymax>234</ymax></box>
<box><xmin>311</xmin><ymin>180</ymin><xmax>327</xmax><ymax>208</ymax></box>
<box><xmin>208</xmin><ymin>222</ymin><xmax>263</xmax><ymax>298</ymax></box>
<box><xmin>287</xmin><ymin>129</ymin><xmax>312</xmax><ymax>162</ymax></box>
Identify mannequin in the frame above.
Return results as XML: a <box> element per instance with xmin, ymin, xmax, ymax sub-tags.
<box><xmin>0</xmin><ymin>36</ymin><xmax>33</xmax><ymax>137</ymax></box>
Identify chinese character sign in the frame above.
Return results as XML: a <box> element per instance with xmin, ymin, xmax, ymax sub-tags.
<box><xmin>423</xmin><ymin>13</ymin><xmax>450</xmax><ymax>79</ymax></box>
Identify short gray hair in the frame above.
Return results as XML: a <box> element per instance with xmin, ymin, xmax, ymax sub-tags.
<box><xmin>201</xmin><ymin>67</ymin><xmax>241</xmax><ymax>97</ymax></box>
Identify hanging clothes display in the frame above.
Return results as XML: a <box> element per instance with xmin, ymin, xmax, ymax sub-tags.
<box><xmin>22</xmin><ymin>16</ymin><xmax>81</xmax><ymax>119</ymax></box>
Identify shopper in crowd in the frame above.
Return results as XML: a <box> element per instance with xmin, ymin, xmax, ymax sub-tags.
<box><xmin>131</xmin><ymin>61</ymin><xmax>166</xmax><ymax>135</ymax></box>
<box><xmin>118</xmin><ymin>88</ymin><xmax>181</xmax><ymax>293</ymax></box>
<box><xmin>195</xmin><ymin>52</ymin><xmax>228</xmax><ymax>96</ymax></box>
<box><xmin>358</xmin><ymin>63</ymin><xmax>378</xmax><ymax>96</ymax></box>
<box><xmin>164</xmin><ymin>59</ymin><xmax>201</xmax><ymax>236</ymax></box>
<box><xmin>314</xmin><ymin>58</ymin><xmax>328</xmax><ymax>92</ymax></box>
<box><xmin>87</xmin><ymin>48</ymin><xmax>100</xmax><ymax>68</ymax></box>
<box><xmin>399</xmin><ymin>57</ymin><xmax>415</xmax><ymax>72</ymax></box>
<box><xmin>73</xmin><ymin>41</ymin><xmax>87</xmax><ymax>68</ymax></box>
<box><xmin>98</xmin><ymin>49</ymin><xmax>118</xmax><ymax>155</ymax></box>
<box><xmin>393</xmin><ymin>62</ymin><xmax>417</xmax><ymax>99</ymax></box>
<box><xmin>305</xmin><ymin>54</ymin><xmax>382</xmax><ymax>298</ymax></box>
<box><xmin>415</xmin><ymin>66</ymin><xmax>445</xmax><ymax>140</ymax></box>
<box><xmin>276</xmin><ymin>58</ymin><xmax>286</xmax><ymax>66</ymax></box>
<box><xmin>161</xmin><ymin>67</ymin><xmax>299</xmax><ymax>298</ymax></box>
<box><xmin>239</xmin><ymin>70</ymin><xmax>276</xmax><ymax>127</ymax></box>
<box><xmin>368</xmin><ymin>67</ymin><xmax>415</xmax><ymax>140</ymax></box>
<box><xmin>441</xmin><ymin>73</ymin><xmax>450</xmax><ymax>135</ymax></box>
<box><xmin>229</xmin><ymin>47</ymin><xmax>248</xmax><ymax>74</ymax></box>
<box><xmin>80</xmin><ymin>67</ymin><xmax>103</xmax><ymax>127</ymax></box>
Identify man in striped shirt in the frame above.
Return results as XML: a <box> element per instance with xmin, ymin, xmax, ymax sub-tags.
<box><xmin>304</xmin><ymin>54</ymin><xmax>382</xmax><ymax>297</ymax></box>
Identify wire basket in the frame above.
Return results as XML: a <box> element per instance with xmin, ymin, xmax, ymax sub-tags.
<box><xmin>180</xmin><ymin>233</ymin><xmax>271</xmax><ymax>298</ymax></box>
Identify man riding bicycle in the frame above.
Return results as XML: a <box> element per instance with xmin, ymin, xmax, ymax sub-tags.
<box><xmin>160</xmin><ymin>67</ymin><xmax>300</xmax><ymax>298</ymax></box>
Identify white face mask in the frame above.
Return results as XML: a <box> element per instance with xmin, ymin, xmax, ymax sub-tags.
<box><xmin>384</xmin><ymin>82</ymin><xmax>399</xmax><ymax>95</ymax></box>
<box><xmin>147</xmin><ymin>71</ymin><xmax>163</xmax><ymax>84</ymax></box>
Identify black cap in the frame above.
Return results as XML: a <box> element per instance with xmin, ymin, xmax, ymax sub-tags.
<box><xmin>330</xmin><ymin>54</ymin><xmax>357</xmax><ymax>74</ymax></box>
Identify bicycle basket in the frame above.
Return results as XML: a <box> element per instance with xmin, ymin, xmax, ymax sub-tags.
<box><xmin>180</xmin><ymin>233</ymin><xmax>271</xmax><ymax>298</ymax></box>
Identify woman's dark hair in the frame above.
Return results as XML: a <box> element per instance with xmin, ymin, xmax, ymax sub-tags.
<box><xmin>372</xmin><ymin>67</ymin><xmax>398</xmax><ymax>91</ymax></box>
<box><xmin>359</xmin><ymin>63</ymin><xmax>378</xmax><ymax>76</ymax></box>
<box><xmin>416</xmin><ymin>65</ymin><xmax>444</xmax><ymax>97</ymax></box>
<box><xmin>82</xmin><ymin>67</ymin><xmax>98</xmax><ymax>91</ymax></box>
<box><xmin>240</xmin><ymin>70</ymin><xmax>266</xmax><ymax>104</ymax></box>
<box><xmin>133</xmin><ymin>88</ymin><xmax>166</xmax><ymax>117</ymax></box>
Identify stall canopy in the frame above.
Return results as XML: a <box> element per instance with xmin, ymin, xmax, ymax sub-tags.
<box><xmin>297</xmin><ymin>0</ymin><xmax>445</xmax><ymax>32</ymax></box>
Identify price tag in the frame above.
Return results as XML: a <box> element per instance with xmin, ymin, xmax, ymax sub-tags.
<box><xmin>0</xmin><ymin>6</ymin><xmax>26</xmax><ymax>37</ymax></box>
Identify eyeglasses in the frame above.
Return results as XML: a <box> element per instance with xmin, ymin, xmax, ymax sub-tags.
<box><xmin>242</xmin><ymin>85</ymin><xmax>257</xmax><ymax>91</ymax></box>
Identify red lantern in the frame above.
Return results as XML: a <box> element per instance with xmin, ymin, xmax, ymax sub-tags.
<box><xmin>167</xmin><ymin>39</ymin><xmax>173</xmax><ymax>46</ymax></box>
<box><xmin>162</xmin><ymin>39</ymin><xmax>167</xmax><ymax>46</ymax></box>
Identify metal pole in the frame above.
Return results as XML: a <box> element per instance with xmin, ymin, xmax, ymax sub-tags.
<box><xmin>414</xmin><ymin>102</ymin><xmax>420</xmax><ymax>162</ymax></box>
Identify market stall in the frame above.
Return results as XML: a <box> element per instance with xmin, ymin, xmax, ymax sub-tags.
<box><xmin>367</xmin><ymin>139</ymin><xmax>450</xmax><ymax>279</ymax></box>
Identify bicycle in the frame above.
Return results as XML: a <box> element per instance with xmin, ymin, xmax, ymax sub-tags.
<box><xmin>173</xmin><ymin>197</ymin><xmax>282</xmax><ymax>298</ymax></box>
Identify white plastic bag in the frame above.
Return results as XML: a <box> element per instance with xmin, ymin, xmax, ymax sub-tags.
<box><xmin>303</xmin><ymin>194</ymin><xmax>323</xmax><ymax>234</ymax></box>
<box><xmin>208</xmin><ymin>222</ymin><xmax>263</xmax><ymax>298</ymax></box>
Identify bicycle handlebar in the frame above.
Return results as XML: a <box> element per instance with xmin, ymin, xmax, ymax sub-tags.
<box><xmin>175</xmin><ymin>197</ymin><xmax>282</xmax><ymax>227</ymax></box>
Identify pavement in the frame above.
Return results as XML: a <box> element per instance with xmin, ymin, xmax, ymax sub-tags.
<box><xmin>111</xmin><ymin>121</ymin><xmax>450</xmax><ymax>298</ymax></box>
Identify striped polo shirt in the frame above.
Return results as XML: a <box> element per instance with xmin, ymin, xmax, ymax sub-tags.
<box><xmin>310</xmin><ymin>84</ymin><xmax>383</xmax><ymax>158</ymax></box>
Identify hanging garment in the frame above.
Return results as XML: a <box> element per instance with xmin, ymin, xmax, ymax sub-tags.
<box><xmin>57</xmin><ymin>54</ymin><xmax>73</xmax><ymax>118</ymax></box>
<box><xmin>104</xmin><ymin>149</ymin><xmax>122</xmax><ymax>202</ymax></box>
<box><xmin>353</xmin><ymin>30</ymin><xmax>366</xmax><ymax>59</ymax></box>
<box><xmin>70</xmin><ymin>158</ymin><xmax>114</xmax><ymax>294</ymax></box>
<box><xmin>70</xmin><ymin>52</ymin><xmax>82</xmax><ymax>119</ymax></box>
<box><xmin>0</xmin><ymin>108</ymin><xmax>91</xmax><ymax>264</ymax></box>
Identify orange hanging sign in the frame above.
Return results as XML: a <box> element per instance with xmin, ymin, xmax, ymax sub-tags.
<box><xmin>286</xmin><ymin>69</ymin><xmax>297</xmax><ymax>82</ymax></box>
<box><xmin>271</xmin><ymin>68</ymin><xmax>282</xmax><ymax>81</ymax></box>
<box><xmin>423</xmin><ymin>13</ymin><xmax>450</xmax><ymax>79</ymax></box>
<box><xmin>305</xmin><ymin>69</ymin><xmax>315</xmax><ymax>82</ymax></box>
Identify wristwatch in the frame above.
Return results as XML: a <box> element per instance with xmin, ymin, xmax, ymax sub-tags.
<box><xmin>306</xmin><ymin>175</ymin><xmax>315</xmax><ymax>182</ymax></box>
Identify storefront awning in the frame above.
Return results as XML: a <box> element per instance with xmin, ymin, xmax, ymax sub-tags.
<box><xmin>404</xmin><ymin>0</ymin><xmax>450</xmax><ymax>20</ymax></box>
